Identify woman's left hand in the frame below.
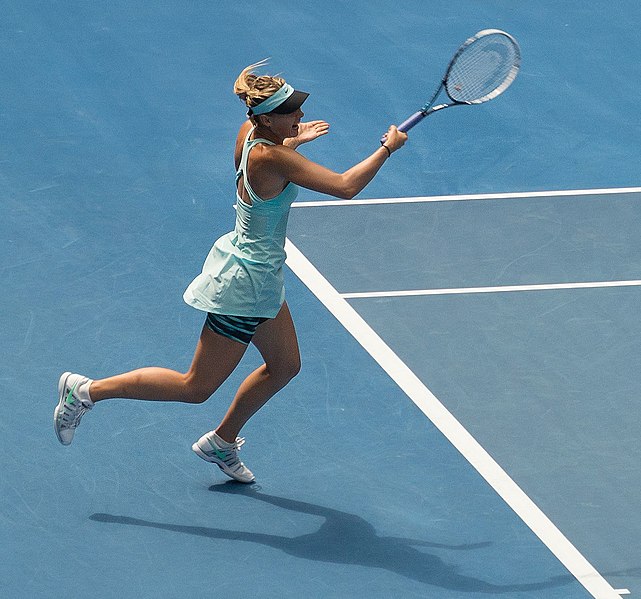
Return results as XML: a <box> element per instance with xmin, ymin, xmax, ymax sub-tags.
<box><xmin>288</xmin><ymin>120</ymin><xmax>330</xmax><ymax>147</ymax></box>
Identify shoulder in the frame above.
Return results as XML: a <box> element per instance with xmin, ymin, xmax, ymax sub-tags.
<box><xmin>251</xmin><ymin>143</ymin><xmax>302</xmax><ymax>179</ymax></box>
<box><xmin>259</xmin><ymin>142</ymin><xmax>298</xmax><ymax>164</ymax></box>
<box><xmin>234</xmin><ymin>120</ymin><xmax>254</xmax><ymax>168</ymax></box>
<box><xmin>238</xmin><ymin>119</ymin><xmax>253</xmax><ymax>139</ymax></box>
<box><xmin>240</xmin><ymin>138</ymin><xmax>295</xmax><ymax>165</ymax></box>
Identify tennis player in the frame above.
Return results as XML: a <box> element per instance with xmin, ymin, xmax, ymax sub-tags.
<box><xmin>54</xmin><ymin>61</ymin><xmax>408</xmax><ymax>483</ymax></box>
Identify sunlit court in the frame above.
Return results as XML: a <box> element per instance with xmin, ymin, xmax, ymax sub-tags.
<box><xmin>2</xmin><ymin>2</ymin><xmax>640</xmax><ymax>597</ymax></box>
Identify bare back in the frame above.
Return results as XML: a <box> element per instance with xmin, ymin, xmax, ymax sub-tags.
<box><xmin>234</xmin><ymin>121</ymin><xmax>289</xmax><ymax>204</ymax></box>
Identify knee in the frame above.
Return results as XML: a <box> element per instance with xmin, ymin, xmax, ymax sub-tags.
<box><xmin>287</xmin><ymin>357</ymin><xmax>302</xmax><ymax>381</ymax></box>
<box><xmin>187</xmin><ymin>389</ymin><xmax>212</xmax><ymax>405</ymax></box>
<box><xmin>181</xmin><ymin>374</ymin><xmax>218</xmax><ymax>404</ymax></box>
<box><xmin>268</xmin><ymin>355</ymin><xmax>301</xmax><ymax>385</ymax></box>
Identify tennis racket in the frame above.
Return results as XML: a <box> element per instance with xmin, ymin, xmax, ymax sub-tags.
<box><xmin>383</xmin><ymin>29</ymin><xmax>520</xmax><ymax>142</ymax></box>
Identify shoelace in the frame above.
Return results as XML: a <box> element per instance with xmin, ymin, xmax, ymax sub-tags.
<box><xmin>218</xmin><ymin>437</ymin><xmax>247</xmax><ymax>470</ymax></box>
<box><xmin>61</xmin><ymin>401</ymin><xmax>88</xmax><ymax>429</ymax></box>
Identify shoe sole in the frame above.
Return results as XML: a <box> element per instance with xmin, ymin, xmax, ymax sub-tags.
<box><xmin>192</xmin><ymin>441</ymin><xmax>255</xmax><ymax>484</ymax></box>
<box><xmin>54</xmin><ymin>372</ymin><xmax>73</xmax><ymax>446</ymax></box>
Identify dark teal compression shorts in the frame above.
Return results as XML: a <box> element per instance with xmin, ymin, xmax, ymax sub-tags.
<box><xmin>205</xmin><ymin>313</ymin><xmax>268</xmax><ymax>345</ymax></box>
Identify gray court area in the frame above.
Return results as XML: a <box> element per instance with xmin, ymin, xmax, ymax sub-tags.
<box><xmin>288</xmin><ymin>191</ymin><xmax>641</xmax><ymax>595</ymax></box>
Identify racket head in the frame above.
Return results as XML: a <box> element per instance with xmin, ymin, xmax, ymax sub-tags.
<box><xmin>444</xmin><ymin>29</ymin><xmax>521</xmax><ymax>104</ymax></box>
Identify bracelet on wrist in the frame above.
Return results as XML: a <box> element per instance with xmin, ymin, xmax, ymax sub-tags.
<box><xmin>381</xmin><ymin>144</ymin><xmax>391</xmax><ymax>157</ymax></box>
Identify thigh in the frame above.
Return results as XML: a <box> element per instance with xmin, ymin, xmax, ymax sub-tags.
<box><xmin>187</xmin><ymin>324</ymin><xmax>249</xmax><ymax>391</ymax></box>
<box><xmin>251</xmin><ymin>302</ymin><xmax>301</xmax><ymax>373</ymax></box>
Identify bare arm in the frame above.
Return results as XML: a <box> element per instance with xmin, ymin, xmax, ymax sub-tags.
<box><xmin>275</xmin><ymin>125</ymin><xmax>407</xmax><ymax>199</ymax></box>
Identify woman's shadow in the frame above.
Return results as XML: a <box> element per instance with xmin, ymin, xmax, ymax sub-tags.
<box><xmin>90</xmin><ymin>482</ymin><xmax>572</xmax><ymax>594</ymax></box>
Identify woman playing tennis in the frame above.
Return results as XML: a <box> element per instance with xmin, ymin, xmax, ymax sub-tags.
<box><xmin>54</xmin><ymin>61</ymin><xmax>408</xmax><ymax>483</ymax></box>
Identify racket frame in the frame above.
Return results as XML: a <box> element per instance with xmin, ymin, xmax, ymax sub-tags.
<box><xmin>394</xmin><ymin>29</ymin><xmax>520</xmax><ymax>134</ymax></box>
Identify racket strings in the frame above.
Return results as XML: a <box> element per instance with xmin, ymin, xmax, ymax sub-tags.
<box><xmin>446</xmin><ymin>34</ymin><xmax>519</xmax><ymax>103</ymax></box>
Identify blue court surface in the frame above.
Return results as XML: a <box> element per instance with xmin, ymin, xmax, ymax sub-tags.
<box><xmin>2</xmin><ymin>2</ymin><xmax>640</xmax><ymax>598</ymax></box>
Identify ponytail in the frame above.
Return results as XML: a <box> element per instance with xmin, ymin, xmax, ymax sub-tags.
<box><xmin>233</xmin><ymin>60</ymin><xmax>286</xmax><ymax>111</ymax></box>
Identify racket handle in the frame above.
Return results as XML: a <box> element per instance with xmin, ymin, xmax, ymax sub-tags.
<box><xmin>380</xmin><ymin>111</ymin><xmax>426</xmax><ymax>144</ymax></box>
<box><xmin>398</xmin><ymin>111</ymin><xmax>426</xmax><ymax>132</ymax></box>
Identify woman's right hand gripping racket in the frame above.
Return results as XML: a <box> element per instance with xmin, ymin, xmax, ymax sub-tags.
<box><xmin>383</xmin><ymin>29</ymin><xmax>521</xmax><ymax>142</ymax></box>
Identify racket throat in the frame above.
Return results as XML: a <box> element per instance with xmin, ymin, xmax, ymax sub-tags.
<box><xmin>430</xmin><ymin>102</ymin><xmax>469</xmax><ymax>114</ymax></box>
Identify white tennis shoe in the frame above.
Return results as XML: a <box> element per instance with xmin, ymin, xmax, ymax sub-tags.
<box><xmin>54</xmin><ymin>372</ymin><xmax>94</xmax><ymax>445</ymax></box>
<box><xmin>192</xmin><ymin>431</ymin><xmax>255</xmax><ymax>484</ymax></box>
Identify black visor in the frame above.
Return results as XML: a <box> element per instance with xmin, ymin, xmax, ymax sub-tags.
<box><xmin>250</xmin><ymin>89</ymin><xmax>309</xmax><ymax>116</ymax></box>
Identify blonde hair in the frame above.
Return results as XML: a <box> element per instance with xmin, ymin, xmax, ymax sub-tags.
<box><xmin>234</xmin><ymin>59</ymin><xmax>286</xmax><ymax>111</ymax></box>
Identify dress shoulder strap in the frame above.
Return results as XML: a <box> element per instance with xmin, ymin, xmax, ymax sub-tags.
<box><xmin>236</xmin><ymin>127</ymin><xmax>275</xmax><ymax>204</ymax></box>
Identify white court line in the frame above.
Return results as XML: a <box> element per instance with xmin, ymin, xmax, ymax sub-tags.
<box><xmin>292</xmin><ymin>186</ymin><xmax>641</xmax><ymax>207</ymax></box>
<box><xmin>341</xmin><ymin>279</ymin><xmax>641</xmax><ymax>299</ymax></box>
<box><xmin>285</xmin><ymin>237</ymin><xmax>622</xmax><ymax>599</ymax></box>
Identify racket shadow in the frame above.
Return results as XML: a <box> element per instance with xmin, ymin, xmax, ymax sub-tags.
<box><xmin>90</xmin><ymin>482</ymin><xmax>574</xmax><ymax>594</ymax></box>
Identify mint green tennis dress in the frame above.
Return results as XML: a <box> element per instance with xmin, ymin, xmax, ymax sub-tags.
<box><xmin>183</xmin><ymin>128</ymin><xmax>298</xmax><ymax>318</ymax></box>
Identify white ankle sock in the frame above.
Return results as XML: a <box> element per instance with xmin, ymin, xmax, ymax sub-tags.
<box><xmin>77</xmin><ymin>379</ymin><xmax>94</xmax><ymax>406</ymax></box>
<box><xmin>213</xmin><ymin>432</ymin><xmax>234</xmax><ymax>448</ymax></box>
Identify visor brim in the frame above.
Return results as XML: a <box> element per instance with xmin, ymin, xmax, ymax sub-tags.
<box><xmin>265</xmin><ymin>90</ymin><xmax>309</xmax><ymax>114</ymax></box>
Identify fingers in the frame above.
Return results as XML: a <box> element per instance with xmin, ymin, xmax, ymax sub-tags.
<box><xmin>298</xmin><ymin>120</ymin><xmax>330</xmax><ymax>142</ymax></box>
<box><xmin>389</xmin><ymin>124</ymin><xmax>407</xmax><ymax>138</ymax></box>
<box><xmin>310</xmin><ymin>120</ymin><xmax>330</xmax><ymax>134</ymax></box>
<box><xmin>383</xmin><ymin>125</ymin><xmax>408</xmax><ymax>152</ymax></box>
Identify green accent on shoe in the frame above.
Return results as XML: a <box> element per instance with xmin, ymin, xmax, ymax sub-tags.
<box><xmin>65</xmin><ymin>382</ymin><xmax>79</xmax><ymax>406</ymax></box>
<box><xmin>207</xmin><ymin>438</ymin><xmax>229</xmax><ymax>461</ymax></box>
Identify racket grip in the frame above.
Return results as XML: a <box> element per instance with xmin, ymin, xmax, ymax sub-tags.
<box><xmin>380</xmin><ymin>111</ymin><xmax>425</xmax><ymax>143</ymax></box>
<box><xmin>398</xmin><ymin>111</ymin><xmax>426</xmax><ymax>132</ymax></box>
